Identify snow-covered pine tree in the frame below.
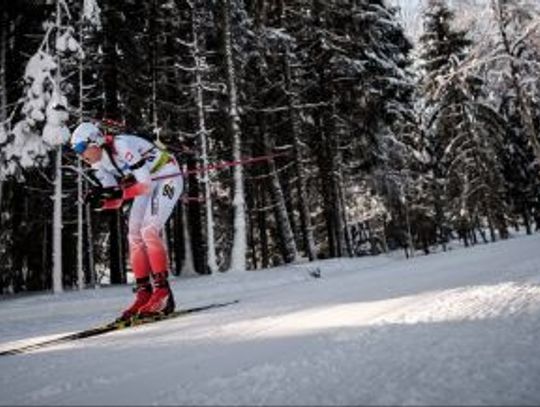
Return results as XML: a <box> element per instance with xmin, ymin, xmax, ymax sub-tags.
<box><xmin>491</xmin><ymin>0</ymin><xmax>540</xmax><ymax>159</ymax></box>
<box><xmin>243</xmin><ymin>2</ymin><xmax>300</xmax><ymax>266</ymax></box>
<box><xmin>306</xmin><ymin>0</ymin><xmax>351</xmax><ymax>258</ymax></box>
<box><xmin>274</xmin><ymin>0</ymin><xmax>347</xmax><ymax>258</ymax></box>
<box><xmin>280</xmin><ymin>0</ymin><xmax>417</xmax><ymax>258</ymax></box>
<box><xmin>0</xmin><ymin>3</ymin><xmax>47</xmax><ymax>293</ymax></box>
<box><xmin>1</xmin><ymin>0</ymin><xmax>79</xmax><ymax>293</ymax></box>
<box><xmin>262</xmin><ymin>1</ymin><xmax>319</xmax><ymax>262</ymax></box>
<box><xmin>447</xmin><ymin>74</ymin><xmax>510</xmax><ymax>242</ymax></box>
<box><xmin>232</xmin><ymin>2</ymin><xmax>319</xmax><ymax>264</ymax></box>
<box><xmin>282</xmin><ymin>48</ymin><xmax>319</xmax><ymax>261</ymax></box>
<box><xmin>417</xmin><ymin>0</ymin><xmax>512</xmax><ymax>245</ymax></box>
<box><xmin>487</xmin><ymin>0</ymin><xmax>540</xmax><ymax>233</ymax></box>
<box><xmin>357</xmin><ymin>1</ymin><xmax>420</xmax><ymax>257</ymax></box>
<box><xmin>417</xmin><ymin>0</ymin><xmax>471</xmax><ymax>249</ymax></box>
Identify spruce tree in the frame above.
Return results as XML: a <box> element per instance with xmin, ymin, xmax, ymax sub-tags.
<box><xmin>417</xmin><ymin>0</ymin><xmax>471</xmax><ymax>248</ymax></box>
<box><xmin>489</xmin><ymin>0</ymin><xmax>540</xmax><ymax>233</ymax></box>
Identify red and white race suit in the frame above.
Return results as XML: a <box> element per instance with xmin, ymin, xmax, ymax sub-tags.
<box><xmin>91</xmin><ymin>135</ymin><xmax>182</xmax><ymax>279</ymax></box>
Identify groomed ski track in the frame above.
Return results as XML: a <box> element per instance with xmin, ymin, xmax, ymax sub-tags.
<box><xmin>1</xmin><ymin>233</ymin><xmax>540</xmax><ymax>405</ymax></box>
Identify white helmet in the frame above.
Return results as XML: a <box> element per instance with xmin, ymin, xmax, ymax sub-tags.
<box><xmin>70</xmin><ymin>122</ymin><xmax>104</xmax><ymax>154</ymax></box>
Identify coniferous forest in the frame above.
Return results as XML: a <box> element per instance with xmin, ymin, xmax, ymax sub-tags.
<box><xmin>1</xmin><ymin>0</ymin><xmax>539</xmax><ymax>294</ymax></box>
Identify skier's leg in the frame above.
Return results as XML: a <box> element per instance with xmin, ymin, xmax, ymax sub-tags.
<box><xmin>127</xmin><ymin>195</ymin><xmax>153</xmax><ymax>279</ymax></box>
<box><xmin>141</xmin><ymin>175</ymin><xmax>182</xmax><ymax>274</ymax></box>
<box><xmin>138</xmin><ymin>173</ymin><xmax>182</xmax><ymax>316</ymax></box>
<box><xmin>121</xmin><ymin>195</ymin><xmax>153</xmax><ymax>319</ymax></box>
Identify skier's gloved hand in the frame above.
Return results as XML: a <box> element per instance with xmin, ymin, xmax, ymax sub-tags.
<box><xmin>84</xmin><ymin>186</ymin><xmax>123</xmax><ymax>208</ymax></box>
<box><xmin>98</xmin><ymin>187</ymin><xmax>124</xmax><ymax>211</ymax></box>
<box><xmin>120</xmin><ymin>174</ymin><xmax>137</xmax><ymax>189</ymax></box>
<box><xmin>83</xmin><ymin>188</ymin><xmax>103</xmax><ymax>207</ymax></box>
<box><xmin>99</xmin><ymin>186</ymin><xmax>123</xmax><ymax>201</ymax></box>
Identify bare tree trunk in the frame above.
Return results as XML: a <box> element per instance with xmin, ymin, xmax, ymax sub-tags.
<box><xmin>52</xmin><ymin>146</ymin><xmax>63</xmax><ymax>293</ymax></box>
<box><xmin>433</xmin><ymin>176</ymin><xmax>448</xmax><ymax>252</ymax></box>
<box><xmin>85</xmin><ymin>202</ymin><xmax>96</xmax><ymax>286</ymax></box>
<box><xmin>74</xmin><ymin>5</ymin><xmax>97</xmax><ymax>287</ymax></box>
<box><xmin>193</xmin><ymin>4</ymin><xmax>218</xmax><ymax>274</ymax></box>
<box><xmin>149</xmin><ymin>0</ymin><xmax>159</xmax><ymax>135</ymax></box>
<box><xmin>0</xmin><ymin>9</ymin><xmax>7</xmax><ymax>125</ymax></box>
<box><xmin>76</xmin><ymin>157</ymin><xmax>84</xmax><ymax>289</ymax></box>
<box><xmin>246</xmin><ymin>186</ymin><xmax>258</xmax><ymax>269</ymax></box>
<box><xmin>181</xmin><ymin>203</ymin><xmax>197</xmax><ymax>277</ymax></box>
<box><xmin>403</xmin><ymin>192</ymin><xmax>415</xmax><ymax>258</ymax></box>
<box><xmin>318</xmin><ymin>130</ymin><xmax>337</xmax><ymax>257</ymax></box>
<box><xmin>329</xmin><ymin>94</ymin><xmax>348</xmax><ymax>257</ymax></box>
<box><xmin>223</xmin><ymin>0</ymin><xmax>247</xmax><ymax>272</ymax></box>
<box><xmin>52</xmin><ymin>1</ymin><xmax>63</xmax><ymax>294</ymax></box>
<box><xmin>42</xmin><ymin>222</ymin><xmax>48</xmax><ymax>290</ymax></box>
<box><xmin>337</xmin><ymin>169</ymin><xmax>353</xmax><ymax>257</ymax></box>
<box><xmin>262</xmin><ymin>127</ymin><xmax>299</xmax><ymax>263</ymax></box>
<box><xmin>75</xmin><ymin>13</ymin><xmax>85</xmax><ymax>290</ymax></box>
<box><xmin>102</xmin><ymin>1</ymin><xmax>120</xmax><ymax>120</ymax></box>
<box><xmin>171</xmin><ymin>206</ymin><xmax>184</xmax><ymax>276</ymax></box>
<box><xmin>187</xmin><ymin>152</ymin><xmax>205</xmax><ymax>274</ymax></box>
<box><xmin>109</xmin><ymin>212</ymin><xmax>126</xmax><ymax>284</ymax></box>
<box><xmin>257</xmin><ymin>180</ymin><xmax>270</xmax><ymax>268</ymax></box>
<box><xmin>522</xmin><ymin>210</ymin><xmax>532</xmax><ymax>235</ymax></box>
<box><xmin>283</xmin><ymin>43</ymin><xmax>317</xmax><ymax>260</ymax></box>
<box><xmin>102</xmin><ymin>0</ymin><xmax>125</xmax><ymax>283</ymax></box>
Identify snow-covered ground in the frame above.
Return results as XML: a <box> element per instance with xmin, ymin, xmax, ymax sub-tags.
<box><xmin>1</xmin><ymin>234</ymin><xmax>540</xmax><ymax>405</ymax></box>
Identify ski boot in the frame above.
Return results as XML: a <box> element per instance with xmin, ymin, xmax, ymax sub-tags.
<box><xmin>137</xmin><ymin>272</ymin><xmax>175</xmax><ymax>317</ymax></box>
<box><xmin>119</xmin><ymin>277</ymin><xmax>153</xmax><ymax>321</ymax></box>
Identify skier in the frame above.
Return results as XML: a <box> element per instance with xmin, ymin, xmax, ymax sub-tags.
<box><xmin>70</xmin><ymin>122</ymin><xmax>182</xmax><ymax>320</ymax></box>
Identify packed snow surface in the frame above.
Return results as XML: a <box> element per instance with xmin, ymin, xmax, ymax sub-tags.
<box><xmin>1</xmin><ymin>234</ymin><xmax>540</xmax><ymax>405</ymax></box>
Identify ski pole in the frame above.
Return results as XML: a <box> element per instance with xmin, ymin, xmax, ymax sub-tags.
<box><xmin>63</xmin><ymin>151</ymin><xmax>290</xmax><ymax>184</ymax></box>
<box><xmin>62</xmin><ymin>165</ymin><xmax>100</xmax><ymax>187</ymax></box>
<box><xmin>151</xmin><ymin>151</ymin><xmax>291</xmax><ymax>182</ymax></box>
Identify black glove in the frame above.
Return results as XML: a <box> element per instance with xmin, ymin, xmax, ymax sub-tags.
<box><xmin>84</xmin><ymin>186</ymin><xmax>123</xmax><ymax>207</ymax></box>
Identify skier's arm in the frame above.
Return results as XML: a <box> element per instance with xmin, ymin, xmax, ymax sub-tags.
<box><xmin>115</xmin><ymin>139</ymin><xmax>152</xmax><ymax>199</ymax></box>
<box><xmin>122</xmin><ymin>181</ymin><xmax>150</xmax><ymax>200</ymax></box>
<box><xmin>86</xmin><ymin>168</ymin><xmax>123</xmax><ymax>210</ymax></box>
<box><xmin>93</xmin><ymin>167</ymin><xmax>118</xmax><ymax>189</ymax></box>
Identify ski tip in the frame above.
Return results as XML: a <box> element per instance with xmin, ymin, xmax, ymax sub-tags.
<box><xmin>0</xmin><ymin>299</ymin><xmax>242</xmax><ymax>357</ymax></box>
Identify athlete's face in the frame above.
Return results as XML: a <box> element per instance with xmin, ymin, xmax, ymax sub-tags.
<box><xmin>81</xmin><ymin>145</ymin><xmax>102</xmax><ymax>165</ymax></box>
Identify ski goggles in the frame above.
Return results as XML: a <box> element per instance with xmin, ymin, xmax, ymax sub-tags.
<box><xmin>72</xmin><ymin>140</ymin><xmax>89</xmax><ymax>155</ymax></box>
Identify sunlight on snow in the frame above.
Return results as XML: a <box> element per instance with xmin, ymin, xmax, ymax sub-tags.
<box><xmin>218</xmin><ymin>282</ymin><xmax>540</xmax><ymax>340</ymax></box>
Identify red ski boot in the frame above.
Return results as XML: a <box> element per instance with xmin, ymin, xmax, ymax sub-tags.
<box><xmin>120</xmin><ymin>278</ymin><xmax>152</xmax><ymax>321</ymax></box>
<box><xmin>137</xmin><ymin>272</ymin><xmax>175</xmax><ymax>317</ymax></box>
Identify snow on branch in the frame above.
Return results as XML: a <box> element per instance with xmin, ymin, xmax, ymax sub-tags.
<box><xmin>1</xmin><ymin>3</ymin><xmax>78</xmax><ymax>177</ymax></box>
<box><xmin>510</xmin><ymin>18</ymin><xmax>540</xmax><ymax>55</ymax></box>
<box><xmin>245</xmin><ymin>102</ymin><xmax>330</xmax><ymax>114</ymax></box>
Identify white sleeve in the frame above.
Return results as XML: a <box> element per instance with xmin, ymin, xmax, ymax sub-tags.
<box><xmin>93</xmin><ymin>168</ymin><xmax>118</xmax><ymax>188</ymax></box>
<box><xmin>114</xmin><ymin>138</ymin><xmax>152</xmax><ymax>184</ymax></box>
